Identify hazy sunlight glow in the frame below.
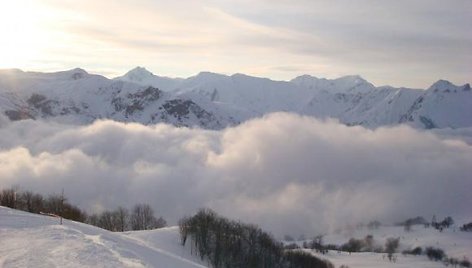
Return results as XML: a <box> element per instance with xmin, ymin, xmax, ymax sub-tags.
<box><xmin>0</xmin><ymin>0</ymin><xmax>470</xmax><ymax>87</ymax></box>
<box><xmin>0</xmin><ymin>1</ymin><xmax>57</xmax><ymax>69</ymax></box>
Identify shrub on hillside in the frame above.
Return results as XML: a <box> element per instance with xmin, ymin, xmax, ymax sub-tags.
<box><xmin>460</xmin><ymin>258</ymin><xmax>471</xmax><ymax>267</ymax></box>
<box><xmin>284</xmin><ymin>243</ymin><xmax>300</xmax><ymax>250</ymax></box>
<box><xmin>460</xmin><ymin>222</ymin><xmax>472</xmax><ymax>232</ymax></box>
<box><xmin>385</xmin><ymin>237</ymin><xmax>400</xmax><ymax>261</ymax></box>
<box><xmin>402</xmin><ymin>246</ymin><xmax>422</xmax><ymax>256</ymax></box>
<box><xmin>425</xmin><ymin>247</ymin><xmax>445</xmax><ymax>261</ymax></box>
<box><xmin>340</xmin><ymin>238</ymin><xmax>364</xmax><ymax>253</ymax></box>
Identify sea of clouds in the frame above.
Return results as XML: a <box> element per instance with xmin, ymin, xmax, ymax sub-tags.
<box><xmin>0</xmin><ymin>113</ymin><xmax>471</xmax><ymax>237</ymax></box>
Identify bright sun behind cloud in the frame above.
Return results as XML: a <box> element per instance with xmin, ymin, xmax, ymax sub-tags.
<box><xmin>0</xmin><ymin>1</ymin><xmax>55</xmax><ymax>69</ymax></box>
<box><xmin>0</xmin><ymin>0</ymin><xmax>470</xmax><ymax>87</ymax></box>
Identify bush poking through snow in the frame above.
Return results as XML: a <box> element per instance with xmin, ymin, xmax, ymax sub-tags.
<box><xmin>460</xmin><ymin>222</ymin><xmax>472</xmax><ymax>232</ymax></box>
<box><xmin>425</xmin><ymin>247</ymin><xmax>445</xmax><ymax>261</ymax></box>
<box><xmin>402</xmin><ymin>246</ymin><xmax>422</xmax><ymax>256</ymax></box>
<box><xmin>460</xmin><ymin>258</ymin><xmax>471</xmax><ymax>267</ymax></box>
<box><xmin>385</xmin><ymin>237</ymin><xmax>400</xmax><ymax>261</ymax></box>
<box><xmin>341</xmin><ymin>238</ymin><xmax>364</xmax><ymax>254</ymax></box>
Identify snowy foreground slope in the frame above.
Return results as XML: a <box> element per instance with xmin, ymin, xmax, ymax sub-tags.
<box><xmin>0</xmin><ymin>206</ymin><xmax>207</xmax><ymax>268</ymax></box>
<box><xmin>2</xmin><ymin>206</ymin><xmax>471</xmax><ymax>268</ymax></box>
<box><xmin>0</xmin><ymin>67</ymin><xmax>470</xmax><ymax>129</ymax></box>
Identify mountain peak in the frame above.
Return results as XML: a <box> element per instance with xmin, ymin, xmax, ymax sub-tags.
<box><xmin>57</xmin><ymin>68</ymin><xmax>88</xmax><ymax>80</ymax></box>
<box><xmin>291</xmin><ymin>74</ymin><xmax>373</xmax><ymax>92</ymax></box>
<box><xmin>60</xmin><ymin>67</ymin><xmax>87</xmax><ymax>74</ymax></box>
<box><xmin>130</xmin><ymin>66</ymin><xmax>151</xmax><ymax>73</ymax></box>
<box><xmin>430</xmin><ymin>79</ymin><xmax>453</xmax><ymax>88</ymax></box>
<box><xmin>70</xmin><ymin>67</ymin><xmax>88</xmax><ymax>73</ymax></box>
<box><xmin>290</xmin><ymin>75</ymin><xmax>323</xmax><ymax>88</ymax></box>
<box><xmin>191</xmin><ymin>71</ymin><xmax>228</xmax><ymax>81</ymax></box>
<box><xmin>336</xmin><ymin>75</ymin><xmax>368</xmax><ymax>85</ymax></box>
<box><xmin>291</xmin><ymin>74</ymin><xmax>321</xmax><ymax>81</ymax></box>
<box><xmin>0</xmin><ymin>68</ymin><xmax>24</xmax><ymax>74</ymax></box>
<box><xmin>122</xmin><ymin>66</ymin><xmax>155</xmax><ymax>81</ymax></box>
<box><xmin>427</xmin><ymin>79</ymin><xmax>466</xmax><ymax>92</ymax></box>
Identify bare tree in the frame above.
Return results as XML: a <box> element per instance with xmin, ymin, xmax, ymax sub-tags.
<box><xmin>404</xmin><ymin>219</ymin><xmax>413</xmax><ymax>232</ymax></box>
<box><xmin>99</xmin><ymin>211</ymin><xmax>117</xmax><ymax>231</ymax></box>
<box><xmin>114</xmin><ymin>207</ymin><xmax>129</xmax><ymax>232</ymax></box>
<box><xmin>385</xmin><ymin>237</ymin><xmax>400</xmax><ymax>261</ymax></box>
<box><xmin>87</xmin><ymin>214</ymin><xmax>100</xmax><ymax>226</ymax></box>
<box><xmin>0</xmin><ymin>188</ymin><xmax>16</xmax><ymax>208</ymax></box>
<box><xmin>130</xmin><ymin>203</ymin><xmax>159</xmax><ymax>230</ymax></box>
<box><xmin>45</xmin><ymin>194</ymin><xmax>64</xmax><ymax>215</ymax></box>
<box><xmin>30</xmin><ymin>193</ymin><xmax>44</xmax><ymax>213</ymax></box>
<box><xmin>155</xmin><ymin>216</ymin><xmax>167</xmax><ymax>229</ymax></box>
<box><xmin>19</xmin><ymin>191</ymin><xmax>35</xmax><ymax>212</ymax></box>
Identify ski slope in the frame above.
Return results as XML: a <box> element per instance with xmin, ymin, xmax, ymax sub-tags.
<box><xmin>0</xmin><ymin>206</ymin><xmax>207</xmax><ymax>268</ymax></box>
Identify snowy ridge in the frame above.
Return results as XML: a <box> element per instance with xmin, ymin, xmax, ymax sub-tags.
<box><xmin>399</xmin><ymin>81</ymin><xmax>472</xmax><ymax>129</ymax></box>
<box><xmin>0</xmin><ymin>67</ymin><xmax>470</xmax><ymax>129</ymax></box>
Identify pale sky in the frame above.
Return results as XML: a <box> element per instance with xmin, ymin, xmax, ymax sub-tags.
<box><xmin>0</xmin><ymin>0</ymin><xmax>470</xmax><ymax>88</ymax></box>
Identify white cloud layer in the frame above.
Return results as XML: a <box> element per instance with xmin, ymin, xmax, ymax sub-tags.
<box><xmin>0</xmin><ymin>113</ymin><xmax>471</xmax><ymax>236</ymax></box>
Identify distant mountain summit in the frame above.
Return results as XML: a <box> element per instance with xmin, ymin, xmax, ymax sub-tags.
<box><xmin>115</xmin><ymin>66</ymin><xmax>182</xmax><ymax>91</ymax></box>
<box><xmin>0</xmin><ymin>68</ymin><xmax>470</xmax><ymax>129</ymax></box>
<box><xmin>399</xmin><ymin>80</ymin><xmax>472</xmax><ymax>129</ymax></box>
<box><xmin>121</xmin><ymin>66</ymin><xmax>155</xmax><ymax>81</ymax></box>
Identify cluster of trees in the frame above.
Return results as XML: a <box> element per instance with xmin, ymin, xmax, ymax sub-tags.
<box><xmin>423</xmin><ymin>247</ymin><xmax>471</xmax><ymax>267</ymax></box>
<box><xmin>283</xmin><ymin>237</ymin><xmax>338</xmax><ymax>254</ymax></box>
<box><xmin>335</xmin><ymin>235</ymin><xmax>471</xmax><ymax>267</ymax></box>
<box><xmin>289</xmin><ymin>234</ymin><xmax>398</xmax><ymax>257</ymax></box>
<box><xmin>460</xmin><ymin>222</ymin><xmax>472</xmax><ymax>232</ymax></box>
<box><xmin>398</xmin><ymin>216</ymin><xmax>427</xmax><ymax>232</ymax></box>
<box><xmin>397</xmin><ymin>215</ymin><xmax>457</xmax><ymax>232</ymax></box>
<box><xmin>87</xmin><ymin>203</ymin><xmax>166</xmax><ymax>232</ymax></box>
<box><xmin>0</xmin><ymin>187</ymin><xmax>166</xmax><ymax>232</ymax></box>
<box><xmin>367</xmin><ymin>220</ymin><xmax>381</xmax><ymax>230</ymax></box>
<box><xmin>432</xmin><ymin>216</ymin><xmax>454</xmax><ymax>231</ymax></box>
<box><xmin>384</xmin><ymin>237</ymin><xmax>400</xmax><ymax>261</ymax></box>
<box><xmin>402</xmin><ymin>246</ymin><xmax>423</xmax><ymax>256</ymax></box>
<box><xmin>0</xmin><ymin>187</ymin><xmax>86</xmax><ymax>222</ymax></box>
<box><xmin>284</xmin><ymin>251</ymin><xmax>333</xmax><ymax>268</ymax></box>
<box><xmin>179</xmin><ymin>209</ymin><xmax>333</xmax><ymax>268</ymax></box>
<box><xmin>425</xmin><ymin>247</ymin><xmax>446</xmax><ymax>261</ymax></box>
<box><xmin>339</xmin><ymin>235</ymin><xmax>384</xmax><ymax>254</ymax></box>
<box><xmin>310</xmin><ymin>235</ymin><xmax>400</xmax><ymax>262</ymax></box>
<box><xmin>340</xmin><ymin>238</ymin><xmax>364</xmax><ymax>253</ymax></box>
<box><xmin>299</xmin><ymin>235</ymin><xmax>335</xmax><ymax>254</ymax></box>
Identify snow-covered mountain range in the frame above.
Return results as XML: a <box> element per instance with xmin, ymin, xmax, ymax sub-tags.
<box><xmin>0</xmin><ymin>67</ymin><xmax>470</xmax><ymax>129</ymax></box>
